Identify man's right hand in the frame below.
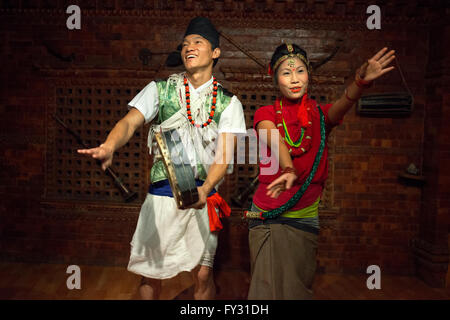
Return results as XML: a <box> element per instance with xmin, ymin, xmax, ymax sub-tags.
<box><xmin>78</xmin><ymin>144</ymin><xmax>114</xmax><ymax>170</ymax></box>
<box><xmin>76</xmin><ymin>108</ymin><xmax>145</xmax><ymax>171</ymax></box>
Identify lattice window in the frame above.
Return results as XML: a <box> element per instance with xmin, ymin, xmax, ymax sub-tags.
<box><xmin>228</xmin><ymin>90</ymin><xmax>277</xmax><ymax>208</ymax></box>
<box><xmin>46</xmin><ymin>83</ymin><xmax>149</xmax><ymax>203</ymax></box>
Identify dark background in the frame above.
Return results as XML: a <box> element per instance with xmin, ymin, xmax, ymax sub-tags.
<box><xmin>0</xmin><ymin>0</ymin><xmax>448</xmax><ymax>291</ymax></box>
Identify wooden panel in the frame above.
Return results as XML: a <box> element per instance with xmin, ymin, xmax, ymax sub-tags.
<box><xmin>46</xmin><ymin>81</ymin><xmax>150</xmax><ymax>203</ymax></box>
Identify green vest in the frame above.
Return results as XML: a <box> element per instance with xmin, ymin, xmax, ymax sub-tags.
<box><xmin>150</xmin><ymin>77</ymin><xmax>232</xmax><ymax>184</ymax></box>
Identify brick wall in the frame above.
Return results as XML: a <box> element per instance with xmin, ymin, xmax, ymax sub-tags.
<box><xmin>0</xmin><ymin>1</ymin><xmax>448</xmax><ymax>283</ymax></box>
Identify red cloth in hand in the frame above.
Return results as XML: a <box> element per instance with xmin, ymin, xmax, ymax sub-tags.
<box><xmin>206</xmin><ymin>193</ymin><xmax>231</xmax><ymax>232</ymax></box>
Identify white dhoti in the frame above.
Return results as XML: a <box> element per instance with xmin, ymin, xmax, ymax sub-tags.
<box><xmin>127</xmin><ymin>193</ymin><xmax>218</xmax><ymax>279</ymax></box>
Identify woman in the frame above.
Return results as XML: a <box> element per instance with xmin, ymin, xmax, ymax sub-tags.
<box><xmin>247</xmin><ymin>43</ymin><xmax>395</xmax><ymax>299</ymax></box>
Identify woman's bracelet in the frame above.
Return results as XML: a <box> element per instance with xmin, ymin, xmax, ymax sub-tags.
<box><xmin>355</xmin><ymin>70</ymin><xmax>373</xmax><ymax>88</ymax></box>
<box><xmin>281</xmin><ymin>166</ymin><xmax>298</xmax><ymax>176</ymax></box>
<box><xmin>344</xmin><ymin>88</ymin><xmax>358</xmax><ymax>102</ymax></box>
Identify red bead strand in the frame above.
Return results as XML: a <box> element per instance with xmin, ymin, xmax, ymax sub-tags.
<box><xmin>184</xmin><ymin>75</ymin><xmax>218</xmax><ymax>128</ymax></box>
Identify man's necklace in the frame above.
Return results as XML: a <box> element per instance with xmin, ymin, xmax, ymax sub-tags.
<box><xmin>184</xmin><ymin>75</ymin><xmax>218</xmax><ymax>128</ymax></box>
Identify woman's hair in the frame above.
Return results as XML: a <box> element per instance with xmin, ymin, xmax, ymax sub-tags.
<box><xmin>269</xmin><ymin>43</ymin><xmax>311</xmax><ymax>84</ymax></box>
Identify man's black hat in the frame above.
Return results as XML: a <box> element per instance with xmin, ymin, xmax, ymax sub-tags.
<box><xmin>184</xmin><ymin>16</ymin><xmax>220</xmax><ymax>50</ymax></box>
<box><xmin>166</xmin><ymin>17</ymin><xmax>220</xmax><ymax>67</ymax></box>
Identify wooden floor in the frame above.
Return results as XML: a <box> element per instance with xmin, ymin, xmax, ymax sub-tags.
<box><xmin>0</xmin><ymin>262</ymin><xmax>449</xmax><ymax>300</ymax></box>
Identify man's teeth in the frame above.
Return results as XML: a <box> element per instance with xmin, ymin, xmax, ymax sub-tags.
<box><xmin>187</xmin><ymin>55</ymin><xmax>196</xmax><ymax>59</ymax></box>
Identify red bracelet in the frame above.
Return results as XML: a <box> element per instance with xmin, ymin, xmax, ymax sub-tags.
<box><xmin>355</xmin><ymin>71</ymin><xmax>373</xmax><ymax>88</ymax></box>
<box><xmin>344</xmin><ymin>88</ymin><xmax>358</xmax><ymax>102</ymax></box>
<box><xmin>281</xmin><ymin>167</ymin><xmax>298</xmax><ymax>176</ymax></box>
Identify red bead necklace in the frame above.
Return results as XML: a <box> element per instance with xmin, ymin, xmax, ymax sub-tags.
<box><xmin>184</xmin><ymin>75</ymin><xmax>218</xmax><ymax>128</ymax></box>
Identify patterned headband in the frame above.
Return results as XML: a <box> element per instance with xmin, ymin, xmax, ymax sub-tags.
<box><xmin>269</xmin><ymin>43</ymin><xmax>310</xmax><ymax>75</ymax></box>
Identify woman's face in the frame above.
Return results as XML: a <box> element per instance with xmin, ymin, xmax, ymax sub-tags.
<box><xmin>276</xmin><ymin>57</ymin><xmax>309</xmax><ymax>100</ymax></box>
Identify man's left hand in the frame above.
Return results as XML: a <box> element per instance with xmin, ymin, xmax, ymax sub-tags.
<box><xmin>189</xmin><ymin>186</ymin><xmax>208</xmax><ymax>209</ymax></box>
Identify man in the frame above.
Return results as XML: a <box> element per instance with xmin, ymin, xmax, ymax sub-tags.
<box><xmin>78</xmin><ymin>17</ymin><xmax>246</xmax><ymax>299</ymax></box>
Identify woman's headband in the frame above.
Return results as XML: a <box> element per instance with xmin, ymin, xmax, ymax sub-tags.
<box><xmin>268</xmin><ymin>43</ymin><xmax>310</xmax><ymax>76</ymax></box>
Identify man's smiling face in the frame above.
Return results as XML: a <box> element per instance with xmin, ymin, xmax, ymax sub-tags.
<box><xmin>181</xmin><ymin>34</ymin><xmax>220</xmax><ymax>73</ymax></box>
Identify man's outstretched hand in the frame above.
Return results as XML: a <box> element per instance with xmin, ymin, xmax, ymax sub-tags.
<box><xmin>77</xmin><ymin>144</ymin><xmax>114</xmax><ymax>171</ymax></box>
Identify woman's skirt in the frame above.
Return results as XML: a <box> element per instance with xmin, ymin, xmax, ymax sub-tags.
<box><xmin>248</xmin><ymin>222</ymin><xmax>318</xmax><ymax>299</ymax></box>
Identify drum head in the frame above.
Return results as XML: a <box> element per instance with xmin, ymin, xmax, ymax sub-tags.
<box><xmin>155</xmin><ymin>129</ymin><xmax>199</xmax><ymax>209</ymax></box>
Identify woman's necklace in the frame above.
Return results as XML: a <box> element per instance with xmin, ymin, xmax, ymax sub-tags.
<box><xmin>274</xmin><ymin>97</ymin><xmax>313</xmax><ymax>157</ymax></box>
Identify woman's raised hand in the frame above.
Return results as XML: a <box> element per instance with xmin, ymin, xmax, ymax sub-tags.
<box><xmin>359</xmin><ymin>47</ymin><xmax>396</xmax><ymax>82</ymax></box>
